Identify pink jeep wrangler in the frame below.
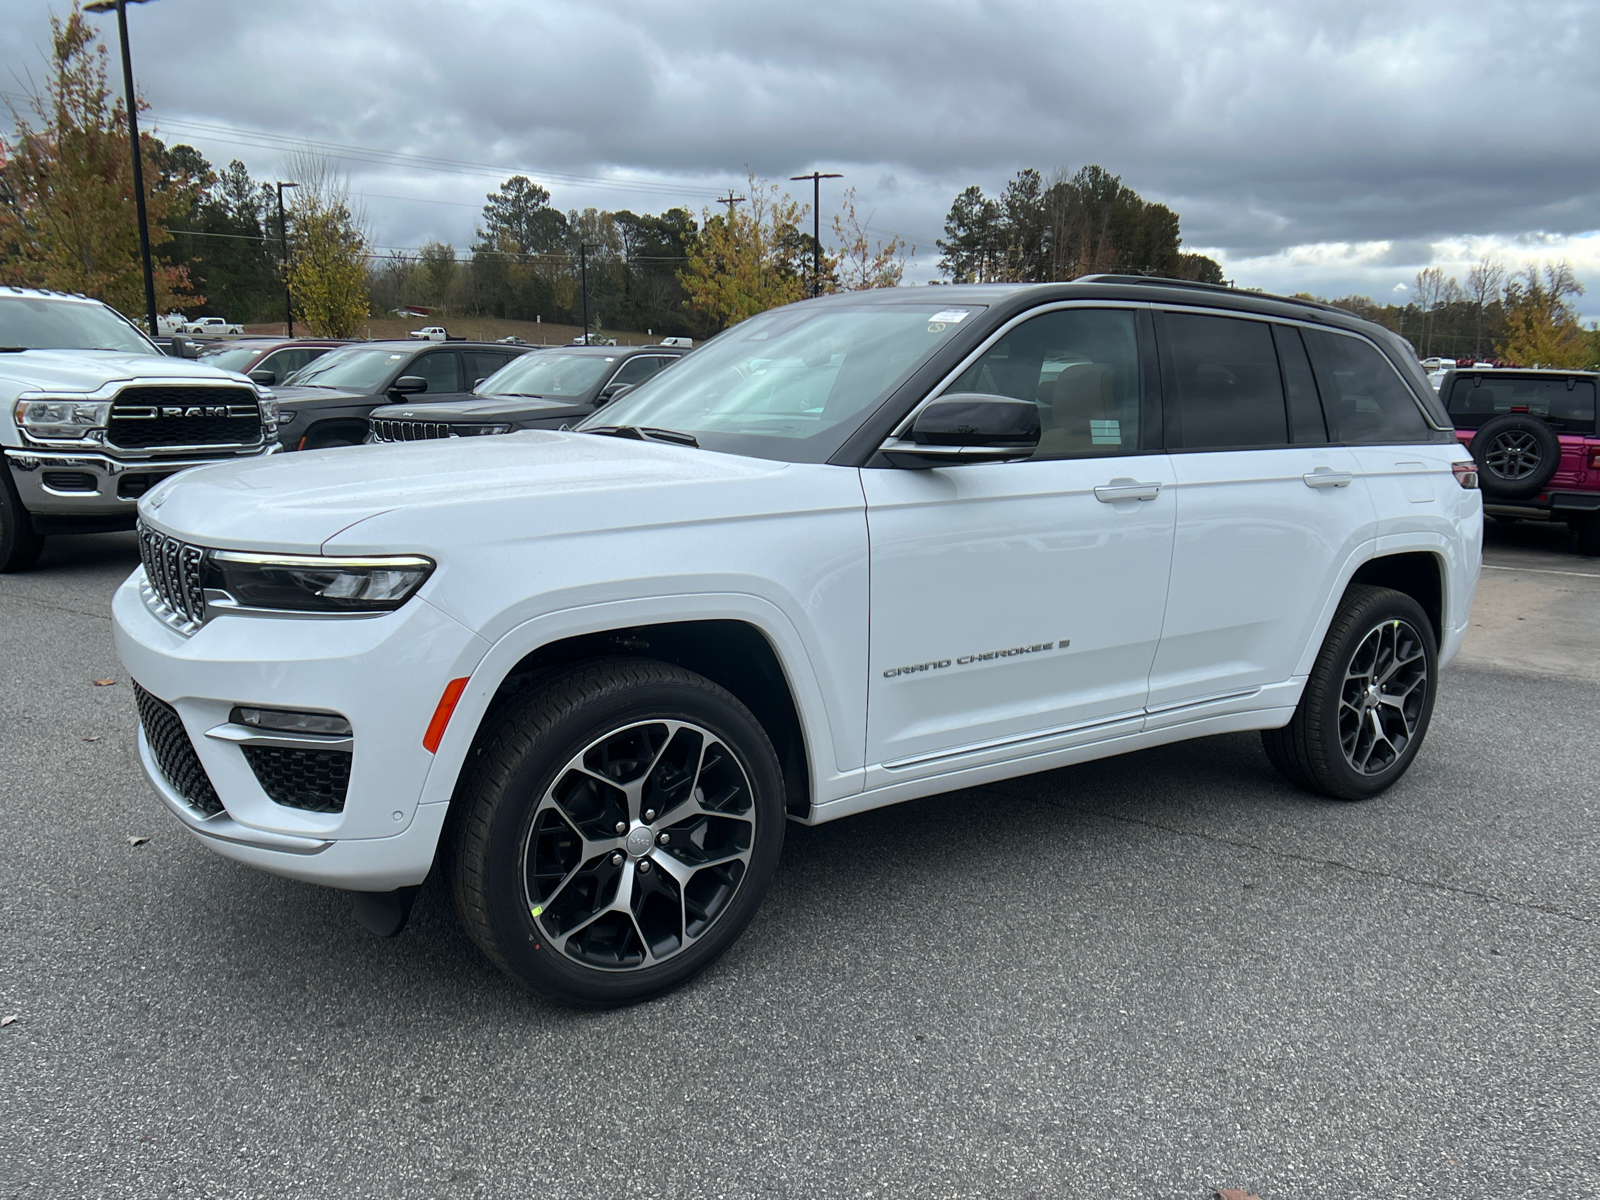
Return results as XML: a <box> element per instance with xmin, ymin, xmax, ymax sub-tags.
<box><xmin>1441</xmin><ymin>368</ymin><xmax>1600</xmax><ymax>555</ymax></box>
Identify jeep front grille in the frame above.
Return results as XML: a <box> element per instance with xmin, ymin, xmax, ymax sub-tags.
<box><xmin>133</xmin><ymin>682</ymin><xmax>223</xmax><ymax>815</ymax></box>
<box><xmin>370</xmin><ymin>418</ymin><xmax>455</xmax><ymax>442</ymax></box>
<box><xmin>137</xmin><ymin>520</ymin><xmax>207</xmax><ymax>624</ymax></box>
<box><xmin>108</xmin><ymin>386</ymin><xmax>262</xmax><ymax>449</ymax></box>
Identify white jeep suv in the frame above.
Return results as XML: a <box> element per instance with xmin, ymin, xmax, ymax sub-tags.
<box><xmin>114</xmin><ymin>278</ymin><xmax>1482</xmax><ymax>1007</ymax></box>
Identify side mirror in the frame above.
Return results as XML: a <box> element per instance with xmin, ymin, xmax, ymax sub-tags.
<box><xmin>880</xmin><ymin>394</ymin><xmax>1040</xmax><ymax>468</ymax></box>
<box><xmin>472</xmin><ymin>377</ymin><xmax>487</xmax><ymax>390</ymax></box>
<box><xmin>597</xmin><ymin>382</ymin><xmax>636</xmax><ymax>404</ymax></box>
<box><xmin>390</xmin><ymin>375</ymin><xmax>428</xmax><ymax>395</ymax></box>
<box><xmin>248</xmin><ymin>368</ymin><xmax>276</xmax><ymax>385</ymax></box>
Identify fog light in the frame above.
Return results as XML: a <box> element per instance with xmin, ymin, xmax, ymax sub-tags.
<box><xmin>230</xmin><ymin>706</ymin><xmax>352</xmax><ymax>737</ymax></box>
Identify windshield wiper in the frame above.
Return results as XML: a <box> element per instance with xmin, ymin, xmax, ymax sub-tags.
<box><xmin>587</xmin><ymin>425</ymin><xmax>699</xmax><ymax>448</ymax></box>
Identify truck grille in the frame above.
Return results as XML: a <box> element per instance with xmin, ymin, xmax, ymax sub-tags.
<box><xmin>370</xmin><ymin>418</ymin><xmax>456</xmax><ymax>442</ymax></box>
<box><xmin>133</xmin><ymin>683</ymin><xmax>223</xmax><ymax>815</ymax></box>
<box><xmin>241</xmin><ymin>746</ymin><xmax>352</xmax><ymax>813</ymax></box>
<box><xmin>108</xmin><ymin>386</ymin><xmax>262</xmax><ymax>450</ymax></box>
<box><xmin>137</xmin><ymin>521</ymin><xmax>208</xmax><ymax>624</ymax></box>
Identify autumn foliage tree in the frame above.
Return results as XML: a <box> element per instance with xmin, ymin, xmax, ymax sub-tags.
<box><xmin>831</xmin><ymin>187</ymin><xmax>909</xmax><ymax>291</ymax></box>
<box><xmin>1496</xmin><ymin>262</ymin><xmax>1590</xmax><ymax>369</ymax></box>
<box><xmin>0</xmin><ymin>5</ymin><xmax>198</xmax><ymax>315</ymax></box>
<box><xmin>679</xmin><ymin>175</ymin><xmax>807</xmax><ymax>330</ymax></box>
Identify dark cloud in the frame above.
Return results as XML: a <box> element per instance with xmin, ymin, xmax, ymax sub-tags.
<box><xmin>4</xmin><ymin>0</ymin><xmax>1596</xmax><ymax>294</ymax></box>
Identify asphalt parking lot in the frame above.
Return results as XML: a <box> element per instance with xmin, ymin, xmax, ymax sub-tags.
<box><xmin>2</xmin><ymin>523</ymin><xmax>1597</xmax><ymax>1200</ymax></box>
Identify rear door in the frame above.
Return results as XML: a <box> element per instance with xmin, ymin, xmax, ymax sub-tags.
<box><xmin>410</xmin><ymin>350</ymin><xmax>463</xmax><ymax>397</ymax></box>
<box><xmin>1145</xmin><ymin>311</ymin><xmax>1378</xmax><ymax>719</ymax></box>
<box><xmin>862</xmin><ymin>304</ymin><xmax>1176</xmax><ymax>780</ymax></box>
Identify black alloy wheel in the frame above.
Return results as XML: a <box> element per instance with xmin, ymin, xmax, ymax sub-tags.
<box><xmin>1469</xmin><ymin>414</ymin><xmax>1560</xmax><ymax>501</ymax></box>
<box><xmin>447</xmin><ymin>658</ymin><xmax>785</xmax><ymax>1007</ymax></box>
<box><xmin>1262</xmin><ymin>584</ymin><xmax>1439</xmax><ymax>800</ymax></box>
<box><xmin>0</xmin><ymin>467</ymin><xmax>44</xmax><ymax>573</ymax></box>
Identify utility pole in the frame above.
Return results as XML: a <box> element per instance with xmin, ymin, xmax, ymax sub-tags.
<box><xmin>275</xmin><ymin>181</ymin><xmax>297</xmax><ymax>336</ymax></box>
<box><xmin>85</xmin><ymin>0</ymin><xmax>158</xmax><ymax>337</ymax></box>
<box><xmin>790</xmin><ymin>171</ymin><xmax>842</xmax><ymax>297</ymax></box>
<box><xmin>715</xmin><ymin>191</ymin><xmax>746</xmax><ymax>221</ymax></box>
<box><xmin>579</xmin><ymin>243</ymin><xmax>590</xmax><ymax>345</ymax></box>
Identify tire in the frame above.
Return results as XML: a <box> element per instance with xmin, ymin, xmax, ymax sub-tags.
<box><xmin>1469</xmin><ymin>414</ymin><xmax>1560</xmax><ymax>501</ymax></box>
<box><xmin>1576</xmin><ymin>514</ymin><xmax>1600</xmax><ymax>558</ymax></box>
<box><xmin>446</xmin><ymin>658</ymin><xmax>786</xmax><ymax>1008</ymax></box>
<box><xmin>1262</xmin><ymin>585</ymin><xmax>1438</xmax><ymax>801</ymax></box>
<box><xmin>0</xmin><ymin>466</ymin><xmax>45</xmax><ymax>573</ymax></box>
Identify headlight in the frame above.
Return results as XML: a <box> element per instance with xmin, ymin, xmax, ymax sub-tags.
<box><xmin>14</xmin><ymin>398</ymin><xmax>112</xmax><ymax>439</ymax></box>
<box><xmin>206</xmin><ymin>552</ymin><xmax>434</xmax><ymax>614</ymax></box>
<box><xmin>454</xmin><ymin>423</ymin><xmax>512</xmax><ymax>436</ymax></box>
<box><xmin>257</xmin><ymin>395</ymin><xmax>280</xmax><ymax>428</ymax></box>
<box><xmin>276</xmin><ymin>410</ymin><xmax>297</xmax><ymax>421</ymax></box>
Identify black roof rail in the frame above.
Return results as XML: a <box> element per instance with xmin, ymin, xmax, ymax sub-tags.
<box><xmin>1075</xmin><ymin>274</ymin><xmax>1351</xmax><ymax>316</ymax></box>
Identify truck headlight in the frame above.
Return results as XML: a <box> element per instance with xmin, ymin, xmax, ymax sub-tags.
<box><xmin>207</xmin><ymin>552</ymin><xmax>434</xmax><ymax>614</ymax></box>
<box><xmin>257</xmin><ymin>394</ymin><xmax>280</xmax><ymax>430</ymax></box>
<box><xmin>14</xmin><ymin>399</ymin><xmax>112</xmax><ymax>439</ymax></box>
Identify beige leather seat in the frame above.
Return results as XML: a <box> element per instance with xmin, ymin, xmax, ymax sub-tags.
<box><xmin>1037</xmin><ymin>362</ymin><xmax>1119</xmax><ymax>456</ymax></box>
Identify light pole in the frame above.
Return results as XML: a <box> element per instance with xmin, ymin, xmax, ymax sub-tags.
<box><xmin>84</xmin><ymin>0</ymin><xmax>158</xmax><ymax>337</ymax></box>
<box><xmin>790</xmin><ymin>171</ymin><xmax>841</xmax><ymax>297</ymax></box>
<box><xmin>275</xmin><ymin>181</ymin><xmax>297</xmax><ymax>336</ymax></box>
<box><xmin>579</xmin><ymin>243</ymin><xmax>590</xmax><ymax>345</ymax></box>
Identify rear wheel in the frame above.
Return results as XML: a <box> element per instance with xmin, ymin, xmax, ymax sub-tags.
<box><xmin>1576</xmin><ymin>513</ymin><xmax>1600</xmax><ymax>557</ymax></box>
<box><xmin>0</xmin><ymin>469</ymin><xmax>44</xmax><ymax>573</ymax></box>
<box><xmin>447</xmin><ymin>659</ymin><xmax>785</xmax><ymax>1007</ymax></box>
<box><xmin>1262</xmin><ymin>585</ymin><xmax>1438</xmax><ymax>800</ymax></box>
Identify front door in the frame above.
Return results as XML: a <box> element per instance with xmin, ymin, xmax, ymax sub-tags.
<box><xmin>863</xmin><ymin>305</ymin><xmax>1175</xmax><ymax>781</ymax></box>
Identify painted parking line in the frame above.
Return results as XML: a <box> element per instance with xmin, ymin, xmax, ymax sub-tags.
<box><xmin>1482</xmin><ymin>564</ymin><xmax>1600</xmax><ymax>579</ymax></box>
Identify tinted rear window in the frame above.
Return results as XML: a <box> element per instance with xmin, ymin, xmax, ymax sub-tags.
<box><xmin>1445</xmin><ymin>376</ymin><xmax>1596</xmax><ymax>434</ymax></box>
<box><xmin>1304</xmin><ymin>331</ymin><xmax>1432</xmax><ymax>444</ymax></box>
<box><xmin>1160</xmin><ymin>313</ymin><xmax>1288</xmax><ymax>449</ymax></box>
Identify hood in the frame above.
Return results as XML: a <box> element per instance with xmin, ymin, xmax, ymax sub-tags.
<box><xmin>139</xmin><ymin>429</ymin><xmax>789</xmax><ymax>552</ymax></box>
<box><xmin>0</xmin><ymin>349</ymin><xmax>254</xmax><ymax>392</ymax></box>
<box><xmin>369</xmin><ymin>395</ymin><xmax>589</xmax><ymax>423</ymax></box>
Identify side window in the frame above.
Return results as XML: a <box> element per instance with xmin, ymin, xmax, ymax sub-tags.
<box><xmin>610</xmin><ymin>355</ymin><xmax>669</xmax><ymax>387</ymax></box>
<box><xmin>1303</xmin><ymin>331</ymin><xmax>1431</xmax><ymax>444</ymax></box>
<box><xmin>464</xmin><ymin>350</ymin><xmax>511</xmax><ymax>386</ymax></box>
<box><xmin>412</xmin><ymin>351</ymin><xmax>461</xmax><ymax>395</ymax></box>
<box><xmin>1159</xmin><ymin>312</ymin><xmax>1287</xmax><ymax>449</ymax></box>
<box><xmin>264</xmin><ymin>348</ymin><xmax>312</xmax><ymax>380</ymax></box>
<box><xmin>945</xmin><ymin>307</ymin><xmax>1141</xmax><ymax>458</ymax></box>
<box><xmin>1271</xmin><ymin>325</ymin><xmax>1328</xmax><ymax>444</ymax></box>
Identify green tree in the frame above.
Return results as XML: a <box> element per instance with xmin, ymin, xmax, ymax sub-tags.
<box><xmin>284</xmin><ymin>152</ymin><xmax>369</xmax><ymax>337</ymax></box>
<box><xmin>479</xmin><ymin>175</ymin><xmax>569</xmax><ymax>254</ymax></box>
<box><xmin>679</xmin><ymin>175</ymin><xmax>807</xmax><ymax>330</ymax></box>
<box><xmin>0</xmin><ymin>5</ymin><xmax>199</xmax><ymax>314</ymax></box>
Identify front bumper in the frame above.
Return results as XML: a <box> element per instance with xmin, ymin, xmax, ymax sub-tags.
<box><xmin>113</xmin><ymin>570</ymin><xmax>490</xmax><ymax>889</ymax></box>
<box><xmin>6</xmin><ymin>444</ymin><xmax>281</xmax><ymax>518</ymax></box>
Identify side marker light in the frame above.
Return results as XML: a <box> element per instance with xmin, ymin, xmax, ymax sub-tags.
<box><xmin>423</xmin><ymin>677</ymin><xmax>470</xmax><ymax>754</ymax></box>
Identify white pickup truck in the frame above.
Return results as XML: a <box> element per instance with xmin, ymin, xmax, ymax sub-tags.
<box><xmin>115</xmin><ymin>277</ymin><xmax>1481</xmax><ymax>1007</ymax></box>
<box><xmin>409</xmin><ymin>326</ymin><xmax>449</xmax><ymax>341</ymax></box>
<box><xmin>183</xmin><ymin>317</ymin><xmax>244</xmax><ymax>336</ymax></box>
<box><xmin>1</xmin><ymin>289</ymin><xmax>280</xmax><ymax>571</ymax></box>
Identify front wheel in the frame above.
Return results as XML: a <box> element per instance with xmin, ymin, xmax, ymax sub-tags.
<box><xmin>447</xmin><ymin>659</ymin><xmax>786</xmax><ymax>1007</ymax></box>
<box><xmin>1262</xmin><ymin>585</ymin><xmax>1438</xmax><ymax>800</ymax></box>
<box><xmin>0</xmin><ymin>469</ymin><xmax>44</xmax><ymax>573</ymax></box>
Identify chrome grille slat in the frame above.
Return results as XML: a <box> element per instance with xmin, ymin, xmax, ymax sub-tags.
<box><xmin>137</xmin><ymin>520</ymin><xmax>208</xmax><ymax>632</ymax></box>
<box><xmin>372</xmin><ymin>418</ymin><xmax>455</xmax><ymax>443</ymax></box>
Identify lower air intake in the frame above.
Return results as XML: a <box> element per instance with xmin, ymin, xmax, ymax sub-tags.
<box><xmin>133</xmin><ymin>682</ymin><xmax>223</xmax><ymax>815</ymax></box>
<box><xmin>241</xmin><ymin>746</ymin><xmax>351</xmax><ymax>813</ymax></box>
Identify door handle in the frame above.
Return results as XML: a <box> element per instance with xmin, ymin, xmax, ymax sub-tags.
<box><xmin>1303</xmin><ymin>469</ymin><xmax>1353</xmax><ymax>489</ymax></box>
<box><xmin>1094</xmin><ymin>479</ymin><xmax>1162</xmax><ymax>502</ymax></box>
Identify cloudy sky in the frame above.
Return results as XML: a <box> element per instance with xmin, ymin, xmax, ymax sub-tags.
<box><xmin>4</xmin><ymin>0</ymin><xmax>1597</xmax><ymax>318</ymax></box>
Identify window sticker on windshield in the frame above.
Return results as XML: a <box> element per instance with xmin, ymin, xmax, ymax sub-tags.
<box><xmin>929</xmin><ymin>309</ymin><xmax>973</xmax><ymax>323</ymax></box>
<box><xmin>1090</xmin><ymin>419</ymin><xmax>1121</xmax><ymax>444</ymax></box>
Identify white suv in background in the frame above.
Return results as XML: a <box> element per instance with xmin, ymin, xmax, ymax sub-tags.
<box><xmin>114</xmin><ymin>278</ymin><xmax>1482</xmax><ymax>1007</ymax></box>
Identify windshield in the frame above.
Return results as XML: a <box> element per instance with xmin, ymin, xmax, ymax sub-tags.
<box><xmin>482</xmin><ymin>352</ymin><xmax>611</xmax><ymax>398</ymax></box>
<box><xmin>197</xmin><ymin>345</ymin><xmax>263</xmax><ymax>372</ymax></box>
<box><xmin>0</xmin><ymin>295</ymin><xmax>159</xmax><ymax>355</ymax></box>
<box><xmin>287</xmin><ymin>346</ymin><xmax>408</xmax><ymax>388</ymax></box>
<box><xmin>1447</xmin><ymin>375</ymin><xmax>1596</xmax><ymax>433</ymax></box>
<box><xmin>578</xmin><ymin>303</ymin><xmax>981</xmax><ymax>462</ymax></box>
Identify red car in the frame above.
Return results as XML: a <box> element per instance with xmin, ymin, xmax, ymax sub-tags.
<box><xmin>1440</xmin><ymin>367</ymin><xmax>1600</xmax><ymax>555</ymax></box>
<box><xmin>196</xmin><ymin>339</ymin><xmax>351</xmax><ymax>387</ymax></box>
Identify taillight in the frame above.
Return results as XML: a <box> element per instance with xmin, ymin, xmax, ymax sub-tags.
<box><xmin>1590</xmin><ymin>451</ymin><xmax>1600</xmax><ymax>472</ymax></box>
<box><xmin>1452</xmin><ymin>461</ymin><xmax>1478</xmax><ymax>489</ymax></box>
